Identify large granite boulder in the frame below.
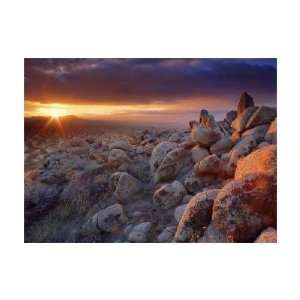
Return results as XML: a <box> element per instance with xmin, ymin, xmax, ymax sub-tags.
<box><xmin>235</xmin><ymin>145</ymin><xmax>277</xmax><ymax>179</ymax></box>
<box><xmin>210</xmin><ymin>137</ymin><xmax>234</xmax><ymax>155</ymax></box>
<box><xmin>241</xmin><ymin>124</ymin><xmax>269</xmax><ymax>141</ymax></box>
<box><xmin>245</xmin><ymin>106</ymin><xmax>277</xmax><ymax>129</ymax></box>
<box><xmin>174</xmin><ymin>189</ymin><xmax>220</xmax><ymax>242</ymax></box>
<box><xmin>191</xmin><ymin>126</ymin><xmax>222</xmax><ymax>147</ymax></box>
<box><xmin>212</xmin><ymin>172</ymin><xmax>277</xmax><ymax>242</ymax></box>
<box><xmin>228</xmin><ymin>135</ymin><xmax>258</xmax><ymax>166</ymax></box>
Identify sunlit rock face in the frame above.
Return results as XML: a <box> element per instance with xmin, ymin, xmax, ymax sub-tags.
<box><xmin>212</xmin><ymin>172</ymin><xmax>277</xmax><ymax>242</ymax></box>
<box><xmin>235</xmin><ymin>145</ymin><xmax>277</xmax><ymax>179</ymax></box>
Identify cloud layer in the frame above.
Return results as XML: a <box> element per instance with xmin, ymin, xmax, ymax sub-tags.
<box><xmin>25</xmin><ymin>58</ymin><xmax>277</xmax><ymax>107</ymax></box>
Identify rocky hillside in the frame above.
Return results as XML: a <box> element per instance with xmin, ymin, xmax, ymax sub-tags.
<box><xmin>24</xmin><ymin>92</ymin><xmax>277</xmax><ymax>243</ymax></box>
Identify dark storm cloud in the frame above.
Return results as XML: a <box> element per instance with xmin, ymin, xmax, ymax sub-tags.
<box><xmin>24</xmin><ymin>58</ymin><xmax>276</xmax><ymax>105</ymax></box>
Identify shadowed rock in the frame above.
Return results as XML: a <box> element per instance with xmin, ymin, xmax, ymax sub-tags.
<box><xmin>191</xmin><ymin>126</ymin><xmax>222</xmax><ymax>147</ymax></box>
<box><xmin>237</xmin><ymin>92</ymin><xmax>255</xmax><ymax>115</ymax></box>
<box><xmin>210</xmin><ymin>137</ymin><xmax>234</xmax><ymax>155</ymax></box>
<box><xmin>241</xmin><ymin>124</ymin><xmax>269</xmax><ymax>141</ymax></box>
<box><xmin>229</xmin><ymin>135</ymin><xmax>258</xmax><ymax>166</ymax></box>
<box><xmin>245</xmin><ymin>106</ymin><xmax>277</xmax><ymax>129</ymax></box>
<box><xmin>184</xmin><ymin>174</ymin><xmax>217</xmax><ymax>194</ymax></box>
<box><xmin>191</xmin><ymin>145</ymin><xmax>209</xmax><ymax>163</ymax></box>
<box><xmin>198</xmin><ymin>224</ymin><xmax>230</xmax><ymax>243</ymax></box>
<box><xmin>225</xmin><ymin>110</ymin><xmax>237</xmax><ymax>124</ymax></box>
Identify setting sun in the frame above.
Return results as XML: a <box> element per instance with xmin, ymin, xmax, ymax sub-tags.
<box><xmin>47</xmin><ymin>108</ymin><xmax>67</xmax><ymax>118</ymax></box>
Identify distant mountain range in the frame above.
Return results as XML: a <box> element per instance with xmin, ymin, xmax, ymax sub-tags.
<box><xmin>24</xmin><ymin>115</ymin><xmax>164</xmax><ymax>138</ymax></box>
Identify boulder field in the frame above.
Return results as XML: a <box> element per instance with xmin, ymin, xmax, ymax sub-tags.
<box><xmin>25</xmin><ymin>92</ymin><xmax>277</xmax><ymax>243</ymax></box>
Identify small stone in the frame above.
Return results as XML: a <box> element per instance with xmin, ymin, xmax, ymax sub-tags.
<box><xmin>157</xmin><ymin>226</ymin><xmax>177</xmax><ymax>242</ymax></box>
<box><xmin>169</xmin><ymin>132</ymin><xmax>181</xmax><ymax>142</ymax></box>
<box><xmin>184</xmin><ymin>175</ymin><xmax>215</xmax><ymax>194</ymax></box>
<box><xmin>109</xmin><ymin>140</ymin><xmax>132</xmax><ymax>152</ymax></box>
<box><xmin>111</xmin><ymin>172</ymin><xmax>141</xmax><ymax>202</ymax></box>
<box><xmin>153</xmin><ymin>180</ymin><xmax>187</xmax><ymax>209</ymax></box>
<box><xmin>128</xmin><ymin>222</ymin><xmax>152</xmax><ymax>242</ymax></box>
<box><xmin>108</xmin><ymin>149</ymin><xmax>129</xmax><ymax>168</ymax></box>
<box><xmin>91</xmin><ymin>204</ymin><xmax>128</xmax><ymax>233</ymax></box>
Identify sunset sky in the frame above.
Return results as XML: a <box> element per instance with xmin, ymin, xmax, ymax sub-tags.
<box><xmin>24</xmin><ymin>58</ymin><xmax>276</xmax><ymax>125</ymax></box>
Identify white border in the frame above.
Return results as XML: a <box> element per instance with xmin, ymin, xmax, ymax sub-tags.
<box><xmin>1</xmin><ymin>1</ymin><xmax>299</xmax><ymax>299</ymax></box>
